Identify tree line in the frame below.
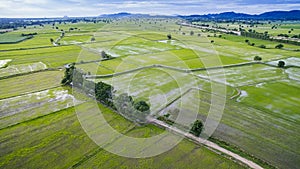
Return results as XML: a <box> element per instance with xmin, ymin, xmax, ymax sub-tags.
<box><xmin>241</xmin><ymin>30</ymin><xmax>300</xmax><ymax>46</ymax></box>
<box><xmin>61</xmin><ymin>64</ymin><xmax>150</xmax><ymax>123</ymax></box>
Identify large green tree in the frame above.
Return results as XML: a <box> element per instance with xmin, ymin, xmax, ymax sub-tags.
<box><xmin>278</xmin><ymin>61</ymin><xmax>285</xmax><ymax>68</ymax></box>
<box><xmin>61</xmin><ymin>63</ymin><xmax>75</xmax><ymax>85</ymax></box>
<box><xmin>190</xmin><ymin>120</ymin><xmax>203</xmax><ymax>137</ymax></box>
<box><xmin>95</xmin><ymin>82</ymin><xmax>114</xmax><ymax>106</ymax></box>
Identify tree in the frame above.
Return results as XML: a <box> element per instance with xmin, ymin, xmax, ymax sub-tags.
<box><xmin>275</xmin><ymin>44</ymin><xmax>284</xmax><ymax>49</ymax></box>
<box><xmin>190</xmin><ymin>31</ymin><xmax>194</xmax><ymax>36</ymax></box>
<box><xmin>190</xmin><ymin>120</ymin><xmax>203</xmax><ymax>137</ymax></box>
<box><xmin>211</xmin><ymin>40</ymin><xmax>214</xmax><ymax>43</ymax></box>
<box><xmin>254</xmin><ymin>56</ymin><xmax>262</xmax><ymax>61</ymax></box>
<box><xmin>134</xmin><ymin>101</ymin><xmax>150</xmax><ymax>112</ymax></box>
<box><xmin>91</xmin><ymin>36</ymin><xmax>96</xmax><ymax>42</ymax></box>
<box><xmin>278</xmin><ymin>61</ymin><xmax>285</xmax><ymax>68</ymax></box>
<box><xmin>50</xmin><ymin>38</ymin><xmax>54</xmax><ymax>43</ymax></box>
<box><xmin>167</xmin><ymin>34</ymin><xmax>172</xmax><ymax>40</ymax></box>
<box><xmin>133</xmin><ymin>100</ymin><xmax>150</xmax><ymax>121</ymax></box>
<box><xmin>61</xmin><ymin>63</ymin><xmax>75</xmax><ymax>85</ymax></box>
<box><xmin>95</xmin><ymin>82</ymin><xmax>114</xmax><ymax>106</ymax></box>
<box><xmin>245</xmin><ymin>39</ymin><xmax>249</xmax><ymax>43</ymax></box>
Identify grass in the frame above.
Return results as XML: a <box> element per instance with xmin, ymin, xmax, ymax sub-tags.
<box><xmin>0</xmin><ymin>70</ymin><xmax>63</xmax><ymax>99</ymax></box>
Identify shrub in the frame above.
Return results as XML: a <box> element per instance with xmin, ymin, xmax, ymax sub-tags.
<box><xmin>275</xmin><ymin>44</ymin><xmax>284</xmax><ymax>49</ymax></box>
<box><xmin>278</xmin><ymin>61</ymin><xmax>285</xmax><ymax>68</ymax></box>
<box><xmin>254</xmin><ymin>56</ymin><xmax>262</xmax><ymax>61</ymax></box>
<box><xmin>190</xmin><ymin>120</ymin><xmax>203</xmax><ymax>137</ymax></box>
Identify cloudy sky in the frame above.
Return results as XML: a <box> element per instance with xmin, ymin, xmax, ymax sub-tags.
<box><xmin>0</xmin><ymin>0</ymin><xmax>300</xmax><ymax>18</ymax></box>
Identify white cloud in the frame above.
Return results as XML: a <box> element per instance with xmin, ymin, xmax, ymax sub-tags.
<box><xmin>0</xmin><ymin>0</ymin><xmax>299</xmax><ymax>17</ymax></box>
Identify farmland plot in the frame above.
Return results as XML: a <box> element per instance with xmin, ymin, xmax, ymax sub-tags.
<box><xmin>0</xmin><ymin>62</ymin><xmax>47</xmax><ymax>78</ymax></box>
<box><xmin>0</xmin><ymin>101</ymin><xmax>244</xmax><ymax>169</ymax></box>
<box><xmin>0</xmin><ymin>71</ymin><xmax>63</xmax><ymax>99</ymax></box>
<box><xmin>285</xmin><ymin>67</ymin><xmax>300</xmax><ymax>81</ymax></box>
<box><xmin>240</xmin><ymin>80</ymin><xmax>300</xmax><ymax>122</ymax></box>
<box><xmin>163</xmin><ymin>88</ymin><xmax>300</xmax><ymax>169</ymax></box>
<box><xmin>0</xmin><ymin>59</ymin><xmax>11</xmax><ymax>68</ymax></box>
<box><xmin>0</xmin><ymin>33</ymin><xmax>31</xmax><ymax>44</ymax></box>
<box><xmin>267</xmin><ymin>57</ymin><xmax>300</xmax><ymax>67</ymax></box>
<box><xmin>0</xmin><ymin>87</ymin><xmax>83</xmax><ymax>129</ymax></box>
<box><xmin>196</xmin><ymin>64</ymin><xmax>287</xmax><ymax>87</ymax></box>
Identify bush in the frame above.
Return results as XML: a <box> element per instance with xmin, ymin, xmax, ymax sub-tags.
<box><xmin>259</xmin><ymin>44</ymin><xmax>266</xmax><ymax>48</ymax></box>
<box><xmin>190</xmin><ymin>120</ymin><xmax>203</xmax><ymax>137</ymax></box>
<box><xmin>278</xmin><ymin>61</ymin><xmax>285</xmax><ymax>68</ymax></box>
<box><xmin>167</xmin><ymin>34</ymin><xmax>172</xmax><ymax>40</ymax></box>
<box><xmin>254</xmin><ymin>56</ymin><xmax>262</xmax><ymax>61</ymax></box>
<box><xmin>275</xmin><ymin>44</ymin><xmax>284</xmax><ymax>49</ymax></box>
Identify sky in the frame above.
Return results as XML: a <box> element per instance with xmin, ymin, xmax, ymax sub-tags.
<box><xmin>0</xmin><ymin>0</ymin><xmax>300</xmax><ymax>18</ymax></box>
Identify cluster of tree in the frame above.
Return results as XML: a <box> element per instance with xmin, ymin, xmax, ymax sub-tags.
<box><xmin>194</xmin><ymin>23</ymin><xmax>210</xmax><ymax>27</ymax></box>
<box><xmin>278</xmin><ymin>34</ymin><xmax>289</xmax><ymax>38</ymax></box>
<box><xmin>242</xmin><ymin>30</ymin><xmax>300</xmax><ymax>46</ymax></box>
<box><xmin>21</xmin><ymin>32</ymin><xmax>37</xmax><ymax>36</ymax></box>
<box><xmin>241</xmin><ymin>30</ymin><xmax>270</xmax><ymax>40</ymax></box>
<box><xmin>291</xmin><ymin>34</ymin><xmax>300</xmax><ymax>39</ymax></box>
<box><xmin>0</xmin><ymin>17</ymin><xmax>109</xmax><ymax>30</ymax></box>
<box><xmin>113</xmin><ymin>93</ymin><xmax>150</xmax><ymax>123</ymax></box>
<box><xmin>157</xmin><ymin>113</ymin><xmax>174</xmax><ymax>125</ymax></box>
<box><xmin>61</xmin><ymin>64</ymin><xmax>150</xmax><ymax>123</ymax></box>
<box><xmin>69</xmin><ymin>27</ymin><xmax>80</xmax><ymax>31</ymax></box>
<box><xmin>101</xmin><ymin>51</ymin><xmax>113</xmax><ymax>59</ymax></box>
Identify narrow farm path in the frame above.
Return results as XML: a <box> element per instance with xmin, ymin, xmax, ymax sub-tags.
<box><xmin>148</xmin><ymin>118</ymin><xmax>264</xmax><ymax>169</ymax></box>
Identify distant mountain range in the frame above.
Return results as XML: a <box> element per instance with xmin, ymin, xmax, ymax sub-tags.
<box><xmin>99</xmin><ymin>10</ymin><xmax>300</xmax><ymax>20</ymax></box>
<box><xmin>99</xmin><ymin>12</ymin><xmax>151</xmax><ymax>18</ymax></box>
<box><xmin>179</xmin><ymin>10</ymin><xmax>300</xmax><ymax>20</ymax></box>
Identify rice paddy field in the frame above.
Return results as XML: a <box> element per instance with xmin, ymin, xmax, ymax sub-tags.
<box><xmin>0</xmin><ymin>18</ymin><xmax>299</xmax><ymax>169</ymax></box>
